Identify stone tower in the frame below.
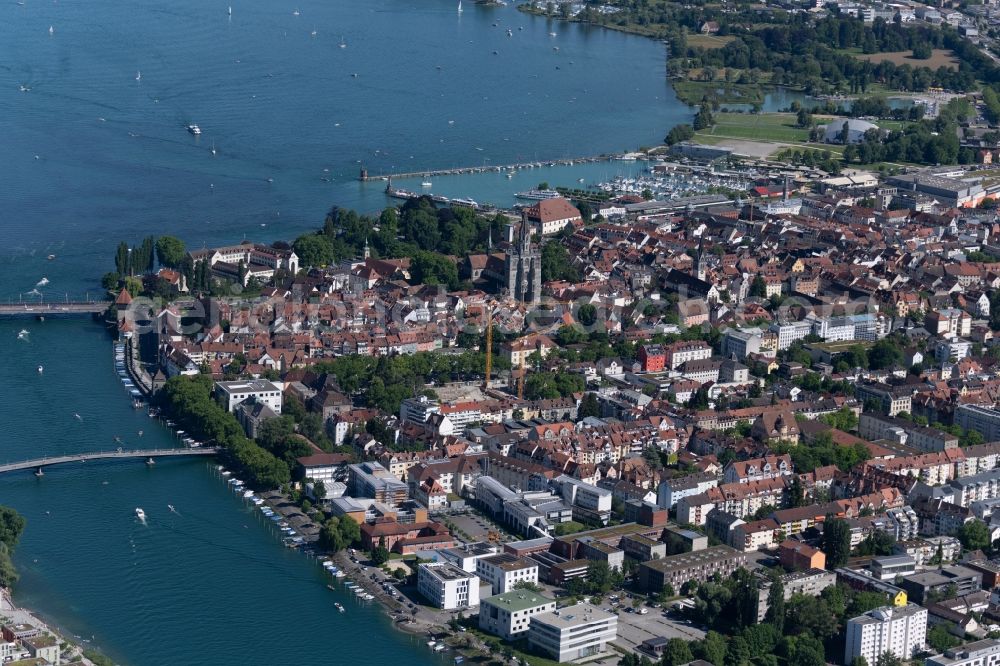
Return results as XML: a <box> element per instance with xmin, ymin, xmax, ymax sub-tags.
<box><xmin>505</xmin><ymin>210</ymin><xmax>542</xmax><ymax>303</ymax></box>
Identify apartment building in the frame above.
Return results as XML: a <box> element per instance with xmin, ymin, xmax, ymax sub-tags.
<box><xmin>476</xmin><ymin>553</ymin><xmax>539</xmax><ymax>595</ymax></box>
<box><xmin>957</xmin><ymin>405</ymin><xmax>1000</xmax><ymax>443</ymax></box>
<box><xmin>858</xmin><ymin>413</ymin><xmax>959</xmax><ymax>452</ymax></box>
<box><xmin>479</xmin><ymin>591</ymin><xmax>556</xmax><ymax>641</ymax></box>
<box><xmin>528</xmin><ymin>604</ymin><xmax>618</xmax><ymax>663</ymax></box>
<box><xmin>347</xmin><ymin>461</ymin><xmax>409</xmax><ymax>507</ymax></box>
<box><xmin>845</xmin><ymin>604</ymin><xmax>927</xmax><ymax>666</ymax></box>
<box><xmin>926</xmin><ymin>640</ymin><xmax>1000</xmax><ymax>666</ymax></box>
<box><xmin>417</xmin><ymin>562</ymin><xmax>481</xmax><ymax>610</ymax></box>
<box><xmin>214</xmin><ymin>379</ymin><xmax>283</xmax><ymax>414</ymax></box>
<box><xmin>638</xmin><ymin>546</ymin><xmax>747</xmax><ymax>592</ymax></box>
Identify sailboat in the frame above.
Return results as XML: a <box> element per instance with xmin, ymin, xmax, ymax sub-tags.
<box><xmin>339</xmin><ymin>36</ymin><xmax>346</xmax><ymax>48</ymax></box>
<box><xmin>228</xmin><ymin>5</ymin><xmax>232</xmax><ymax>15</ymax></box>
<box><xmin>135</xmin><ymin>71</ymin><xmax>141</xmax><ymax>82</ymax></box>
<box><xmin>457</xmin><ymin>0</ymin><xmax>462</xmax><ymax>12</ymax></box>
<box><xmin>211</xmin><ymin>140</ymin><xmax>217</xmax><ymax>156</ymax></box>
<box><xmin>48</xmin><ymin>25</ymin><xmax>54</xmax><ymax>35</ymax></box>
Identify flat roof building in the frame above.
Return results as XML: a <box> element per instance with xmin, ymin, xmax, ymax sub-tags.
<box><xmin>926</xmin><ymin>639</ymin><xmax>1000</xmax><ymax>666</ymax></box>
<box><xmin>638</xmin><ymin>546</ymin><xmax>747</xmax><ymax>592</ymax></box>
<box><xmin>479</xmin><ymin>591</ymin><xmax>556</xmax><ymax>641</ymax></box>
<box><xmin>528</xmin><ymin>604</ymin><xmax>618</xmax><ymax>663</ymax></box>
<box><xmin>845</xmin><ymin>604</ymin><xmax>927</xmax><ymax>666</ymax></box>
<box><xmin>417</xmin><ymin>562</ymin><xmax>481</xmax><ymax>610</ymax></box>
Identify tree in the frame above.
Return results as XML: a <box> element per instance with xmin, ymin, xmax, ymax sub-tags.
<box><xmin>577</xmin><ymin>303</ymin><xmax>598</xmax><ymax>327</ymax></box>
<box><xmin>662</xmin><ymin>638</ymin><xmax>694</xmax><ymax>666</ymax></box>
<box><xmin>696</xmin><ymin>631</ymin><xmax>728</xmax><ymax>666</ymax></box>
<box><xmin>868</xmin><ymin>338</ymin><xmax>903</xmax><ymax>370</ymax></box>
<box><xmin>875</xmin><ymin>652</ymin><xmax>903</xmax><ymax>666</ymax></box>
<box><xmin>155</xmin><ymin>236</ymin><xmax>186</xmax><ymax>268</ymax></box>
<box><xmin>586</xmin><ymin>560</ymin><xmax>612</xmax><ymax>593</ymax></box>
<box><xmin>371</xmin><ymin>536</ymin><xmax>391</xmax><ymax>565</ymax></box>
<box><xmin>749</xmin><ymin>275</ymin><xmax>767</xmax><ymax>298</ymax></box>
<box><xmin>312</xmin><ymin>480</ymin><xmax>327</xmax><ymax>500</ymax></box>
<box><xmin>665</xmin><ymin>124</ymin><xmax>695</xmax><ymax>145</ymax></box>
<box><xmin>319</xmin><ymin>517</ymin><xmax>346</xmax><ymax>552</ymax></box>
<box><xmin>0</xmin><ymin>544</ymin><xmax>17</xmax><ymax>588</ymax></box>
<box><xmin>764</xmin><ymin>577</ymin><xmax>785</xmax><ymax>633</ymax></box>
<box><xmin>958</xmin><ymin>519</ymin><xmax>991</xmax><ymax>552</ymax></box>
<box><xmin>578</xmin><ymin>393</ymin><xmax>600</xmax><ymax>419</ymax></box>
<box><xmin>928</xmin><ymin>623</ymin><xmax>961</xmax><ymax>652</ymax></box>
<box><xmin>338</xmin><ymin>515</ymin><xmax>360</xmax><ymax>547</ymax></box>
<box><xmin>293</xmin><ymin>234</ymin><xmax>334</xmax><ymax>268</ymax></box>
<box><xmin>822</xmin><ymin>517</ymin><xmax>852</xmax><ymax>568</ymax></box>
<box><xmin>0</xmin><ymin>507</ymin><xmax>26</xmax><ymax>550</ymax></box>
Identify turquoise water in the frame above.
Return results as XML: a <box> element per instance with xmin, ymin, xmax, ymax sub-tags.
<box><xmin>0</xmin><ymin>320</ymin><xmax>435</xmax><ymax>665</ymax></box>
<box><xmin>0</xmin><ymin>0</ymin><xmax>688</xmax><ymax>662</ymax></box>
<box><xmin>0</xmin><ymin>0</ymin><xmax>688</xmax><ymax>300</ymax></box>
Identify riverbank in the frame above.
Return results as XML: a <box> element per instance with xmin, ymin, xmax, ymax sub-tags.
<box><xmin>0</xmin><ymin>588</ymin><xmax>104</xmax><ymax>665</ymax></box>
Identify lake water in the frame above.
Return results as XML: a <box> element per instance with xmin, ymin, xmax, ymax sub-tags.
<box><xmin>0</xmin><ymin>0</ymin><xmax>687</xmax><ymax>662</ymax></box>
<box><xmin>0</xmin><ymin>0</ymin><xmax>688</xmax><ymax>301</ymax></box>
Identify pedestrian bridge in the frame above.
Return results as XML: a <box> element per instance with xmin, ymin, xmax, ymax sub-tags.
<box><xmin>0</xmin><ymin>302</ymin><xmax>111</xmax><ymax>318</ymax></box>
<box><xmin>0</xmin><ymin>448</ymin><xmax>221</xmax><ymax>475</ymax></box>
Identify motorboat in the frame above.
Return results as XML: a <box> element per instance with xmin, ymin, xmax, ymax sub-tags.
<box><xmin>135</xmin><ymin>507</ymin><xmax>146</xmax><ymax>520</ymax></box>
<box><xmin>187</xmin><ymin>124</ymin><xmax>201</xmax><ymax>135</ymax></box>
<box><xmin>420</xmin><ymin>181</ymin><xmax>432</xmax><ymax>188</ymax></box>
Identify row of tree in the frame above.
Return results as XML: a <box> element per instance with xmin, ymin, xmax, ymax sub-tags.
<box><xmin>156</xmin><ymin>375</ymin><xmax>290</xmax><ymax>489</ymax></box>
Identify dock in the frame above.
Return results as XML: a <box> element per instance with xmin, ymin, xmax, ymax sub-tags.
<box><xmin>359</xmin><ymin>154</ymin><xmax>620</xmax><ymax>182</ymax></box>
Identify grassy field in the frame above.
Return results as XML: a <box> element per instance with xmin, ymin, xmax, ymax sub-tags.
<box><xmin>697</xmin><ymin>112</ymin><xmax>810</xmax><ymax>142</ymax></box>
<box><xmin>673</xmin><ymin>80</ymin><xmax>766</xmax><ymax>105</ymax></box>
<box><xmin>686</xmin><ymin>34</ymin><xmax>736</xmax><ymax>49</ymax></box>
<box><xmin>856</xmin><ymin>49</ymin><xmax>958</xmax><ymax>69</ymax></box>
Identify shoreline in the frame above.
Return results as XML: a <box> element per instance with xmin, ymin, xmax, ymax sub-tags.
<box><xmin>1</xmin><ymin>587</ymin><xmax>104</xmax><ymax>666</ymax></box>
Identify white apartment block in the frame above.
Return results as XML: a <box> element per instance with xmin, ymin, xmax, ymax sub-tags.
<box><xmin>476</xmin><ymin>554</ymin><xmax>540</xmax><ymax>595</ymax></box>
<box><xmin>399</xmin><ymin>395</ymin><xmax>440</xmax><ymax>424</ymax></box>
<box><xmin>214</xmin><ymin>379</ymin><xmax>283</xmax><ymax>414</ymax></box>
<box><xmin>479</xmin><ymin>591</ymin><xmax>556</xmax><ymax>641</ymax></box>
<box><xmin>528</xmin><ymin>604</ymin><xmax>619</xmax><ymax>663</ymax></box>
<box><xmin>771</xmin><ymin>320</ymin><xmax>813</xmax><ymax>350</ymax></box>
<box><xmin>845</xmin><ymin>604</ymin><xmax>927</xmax><ymax>666</ymax></box>
<box><xmin>811</xmin><ymin>316</ymin><xmax>856</xmax><ymax>342</ymax></box>
<box><xmin>957</xmin><ymin>405</ymin><xmax>1000</xmax><ymax>445</ymax></box>
<box><xmin>926</xmin><ymin>639</ymin><xmax>1000</xmax><ymax>666</ymax></box>
<box><xmin>417</xmin><ymin>562</ymin><xmax>480</xmax><ymax>610</ymax></box>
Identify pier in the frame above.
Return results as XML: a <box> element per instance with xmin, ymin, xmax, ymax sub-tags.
<box><xmin>0</xmin><ymin>447</ymin><xmax>220</xmax><ymax>475</ymax></box>
<box><xmin>0</xmin><ymin>301</ymin><xmax>111</xmax><ymax>318</ymax></box>
<box><xmin>360</xmin><ymin>154</ymin><xmax>617</xmax><ymax>182</ymax></box>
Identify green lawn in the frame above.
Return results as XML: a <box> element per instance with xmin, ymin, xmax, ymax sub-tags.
<box><xmin>697</xmin><ymin>112</ymin><xmax>810</xmax><ymax>143</ymax></box>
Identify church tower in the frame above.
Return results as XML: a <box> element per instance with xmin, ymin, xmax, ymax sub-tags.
<box><xmin>505</xmin><ymin>210</ymin><xmax>542</xmax><ymax>303</ymax></box>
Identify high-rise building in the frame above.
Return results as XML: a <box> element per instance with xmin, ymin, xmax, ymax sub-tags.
<box><xmin>844</xmin><ymin>604</ymin><xmax>927</xmax><ymax>666</ymax></box>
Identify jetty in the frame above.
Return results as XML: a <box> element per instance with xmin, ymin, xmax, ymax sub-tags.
<box><xmin>359</xmin><ymin>154</ymin><xmax>616</xmax><ymax>182</ymax></box>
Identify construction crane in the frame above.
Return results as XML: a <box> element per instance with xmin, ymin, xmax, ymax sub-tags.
<box><xmin>517</xmin><ymin>351</ymin><xmax>526</xmax><ymax>400</ymax></box>
<box><xmin>483</xmin><ymin>306</ymin><xmax>492</xmax><ymax>391</ymax></box>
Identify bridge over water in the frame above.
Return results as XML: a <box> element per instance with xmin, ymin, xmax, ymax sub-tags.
<box><xmin>0</xmin><ymin>302</ymin><xmax>112</xmax><ymax>318</ymax></box>
<box><xmin>0</xmin><ymin>448</ymin><xmax>221</xmax><ymax>475</ymax></box>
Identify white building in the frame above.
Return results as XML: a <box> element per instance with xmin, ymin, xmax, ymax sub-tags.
<box><xmin>529</xmin><ymin>604</ymin><xmax>619</xmax><ymax>663</ymax></box>
<box><xmin>439</xmin><ymin>542</ymin><xmax>502</xmax><ymax>573</ymax></box>
<box><xmin>476</xmin><ymin>553</ymin><xmax>540</xmax><ymax>595</ymax></box>
<box><xmin>479</xmin><ymin>591</ymin><xmax>556</xmax><ymax>641</ymax></box>
<box><xmin>810</xmin><ymin>316</ymin><xmax>856</xmax><ymax>342</ymax></box>
<box><xmin>399</xmin><ymin>395</ymin><xmax>440</xmax><ymax>424</ymax></box>
<box><xmin>844</xmin><ymin>604</ymin><xmax>927</xmax><ymax>666</ymax></box>
<box><xmin>771</xmin><ymin>320</ymin><xmax>813</xmax><ymax>350</ymax></box>
<box><xmin>417</xmin><ymin>562</ymin><xmax>481</xmax><ymax>610</ymax></box>
<box><xmin>553</xmin><ymin>476</ymin><xmax>613</xmax><ymax>524</ymax></box>
<box><xmin>214</xmin><ymin>379</ymin><xmax>283</xmax><ymax>414</ymax></box>
<box><xmin>926</xmin><ymin>639</ymin><xmax>1000</xmax><ymax>666</ymax></box>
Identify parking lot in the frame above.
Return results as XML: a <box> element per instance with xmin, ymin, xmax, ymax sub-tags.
<box><xmin>612</xmin><ymin>604</ymin><xmax>706</xmax><ymax>652</ymax></box>
<box><xmin>445</xmin><ymin>512</ymin><xmax>514</xmax><ymax>543</ymax></box>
